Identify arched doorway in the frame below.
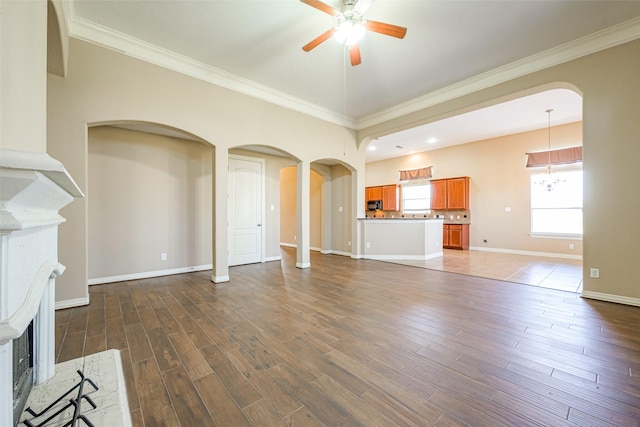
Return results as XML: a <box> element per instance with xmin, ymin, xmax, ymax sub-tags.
<box><xmin>363</xmin><ymin>87</ymin><xmax>584</xmax><ymax>292</ymax></box>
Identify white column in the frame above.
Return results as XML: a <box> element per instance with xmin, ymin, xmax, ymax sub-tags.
<box><xmin>351</xmin><ymin>168</ymin><xmax>364</xmax><ymax>259</ymax></box>
<box><xmin>34</xmin><ymin>279</ymin><xmax>56</xmax><ymax>383</ymax></box>
<box><xmin>0</xmin><ymin>341</ymin><xmax>12</xmax><ymax>427</ymax></box>
<box><xmin>211</xmin><ymin>147</ymin><xmax>230</xmax><ymax>283</ymax></box>
<box><xmin>320</xmin><ymin>176</ymin><xmax>332</xmax><ymax>254</ymax></box>
<box><xmin>296</xmin><ymin>161</ymin><xmax>311</xmax><ymax>268</ymax></box>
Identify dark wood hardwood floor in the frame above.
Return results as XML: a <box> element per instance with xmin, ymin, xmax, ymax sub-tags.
<box><xmin>55</xmin><ymin>248</ymin><xmax>640</xmax><ymax>426</ymax></box>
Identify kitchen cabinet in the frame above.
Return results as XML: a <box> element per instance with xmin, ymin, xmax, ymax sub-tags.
<box><xmin>430</xmin><ymin>177</ymin><xmax>469</xmax><ymax>210</ymax></box>
<box><xmin>366</xmin><ymin>185</ymin><xmax>400</xmax><ymax>211</ymax></box>
<box><xmin>430</xmin><ymin>180</ymin><xmax>447</xmax><ymax>210</ymax></box>
<box><xmin>443</xmin><ymin>224</ymin><xmax>469</xmax><ymax>250</ymax></box>
<box><xmin>382</xmin><ymin>184</ymin><xmax>400</xmax><ymax>211</ymax></box>
<box><xmin>366</xmin><ymin>186</ymin><xmax>382</xmax><ymax>202</ymax></box>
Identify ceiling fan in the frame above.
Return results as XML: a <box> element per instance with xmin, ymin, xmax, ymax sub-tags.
<box><xmin>301</xmin><ymin>0</ymin><xmax>407</xmax><ymax>66</ymax></box>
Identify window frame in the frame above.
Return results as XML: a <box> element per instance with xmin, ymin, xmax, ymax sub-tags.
<box><xmin>401</xmin><ymin>180</ymin><xmax>431</xmax><ymax>215</ymax></box>
<box><xmin>530</xmin><ymin>167</ymin><xmax>583</xmax><ymax>239</ymax></box>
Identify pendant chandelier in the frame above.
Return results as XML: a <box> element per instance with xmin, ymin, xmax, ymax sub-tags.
<box><xmin>538</xmin><ymin>108</ymin><xmax>560</xmax><ymax>192</ymax></box>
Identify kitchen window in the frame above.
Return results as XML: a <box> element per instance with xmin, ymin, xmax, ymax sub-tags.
<box><xmin>402</xmin><ymin>182</ymin><xmax>430</xmax><ymax>214</ymax></box>
<box><xmin>530</xmin><ymin>170</ymin><xmax>582</xmax><ymax>237</ymax></box>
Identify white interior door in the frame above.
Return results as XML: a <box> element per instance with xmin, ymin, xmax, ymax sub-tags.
<box><xmin>228</xmin><ymin>156</ymin><xmax>264</xmax><ymax>266</ymax></box>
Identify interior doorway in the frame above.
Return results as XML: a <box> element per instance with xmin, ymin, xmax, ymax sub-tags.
<box><xmin>229</xmin><ymin>155</ymin><xmax>265</xmax><ymax>266</ymax></box>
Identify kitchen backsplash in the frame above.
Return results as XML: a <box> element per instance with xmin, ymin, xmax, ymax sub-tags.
<box><xmin>365</xmin><ymin>209</ymin><xmax>471</xmax><ymax>224</ymax></box>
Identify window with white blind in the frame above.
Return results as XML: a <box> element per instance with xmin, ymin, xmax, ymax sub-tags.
<box><xmin>402</xmin><ymin>183</ymin><xmax>430</xmax><ymax>214</ymax></box>
<box><xmin>530</xmin><ymin>170</ymin><xmax>583</xmax><ymax>236</ymax></box>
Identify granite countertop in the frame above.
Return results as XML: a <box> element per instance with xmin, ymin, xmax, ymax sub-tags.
<box><xmin>359</xmin><ymin>216</ymin><xmax>470</xmax><ymax>224</ymax></box>
<box><xmin>358</xmin><ymin>216</ymin><xmax>443</xmax><ymax>220</ymax></box>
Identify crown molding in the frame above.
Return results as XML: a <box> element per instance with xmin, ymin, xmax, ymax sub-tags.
<box><xmin>66</xmin><ymin>14</ymin><xmax>355</xmax><ymax>129</ymax></box>
<box><xmin>62</xmin><ymin>4</ymin><xmax>640</xmax><ymax>131</ymax></box>
<box><xmin>355</xmin><ymin>16</ymin><xmax>640</xmax><ymax>130</ymax></box>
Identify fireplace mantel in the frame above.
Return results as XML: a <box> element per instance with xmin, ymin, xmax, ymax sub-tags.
<box><xmin>0</xmin><ymin>149</ymin><xmax>83</xmax><ymax>426</ymax></box>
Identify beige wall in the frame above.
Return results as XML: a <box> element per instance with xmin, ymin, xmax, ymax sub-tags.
<box><xmin>280</xmin><ymin>167</ymin><xmax>323</xmax><ymax>249</ymax></box>
<box><xmin>280</xmin><ymin>167</ymin><xmax>297</xmax><ymax>246</ymax></box>
<box><xmin>366</xmin><ymin>122</ymin><xmax>583</xmax><ymax>256</ymax></box>
<box><xmin>2</xmin><ymin>0</ymin><xmax>47</xmax><ymax>153</ymax></box>
<box><xmin>330</xmin><ymin>164</ymin><xmax>353</xmax><ymax>254</ymax></box>
<box><xmin>280</xmin><ymin>163</ymin><xmax>353</xmax><ymax>254</ymax></box>
<box><xmin>359</xmin><ymin>39</ymin><xmax>640</xmax><ymax>303</ymax></box>
<box><xmin>48</xmin><ymin>39</ymin><xmax>360</xmax><ymax>303</ymax></box>
<box><xmin>88</xmin><ymin>126</ymin><xmax>213</xmax><ymax>280</ymax></box>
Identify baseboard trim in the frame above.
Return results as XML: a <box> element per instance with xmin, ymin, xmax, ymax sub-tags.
<box><xmin>55</xmin><ymin>296</ymin><xmax>90</xmax><ymax>310</ymax></box>
<box><xmin>469</xmin><ymin>246</ymin><xmax>582</xmax><ymax>260</ymax></box>
<box><xmin>296</xmin><ymin>262</ymin><xmax>311</xmax><ymax>269</ymax></box>
<box><xmin>581</xmin><ymin>291</ymin><xmax>640</xmax><ymax>307</ymax></box>
<box><xmin>325</xmin><ymin>250</ymin><xmax>352</xmax><ymax>257</ymax></box>
<box><xmin>89</xmin><ymin>264</ymin><xmax>213</xmax><ymax>285</ymax></box>
<box><xmin>211</xmin><ymin>274</ymin><xmax>230</xmax><ymax>283</ymax></box>
<box><xmin>364</xmin><ymin>252</ymin><xmax>443</xmax><ymax>261</ymax></box>
<box><xmin>264</xmin><ymin>256</ymin><xmax>282</xmax><ymax>262</ymax></box>
<box><xmin>280</xmin><ymin>242</ymin><xmax>296</xmax><ymax>248</ymax></box>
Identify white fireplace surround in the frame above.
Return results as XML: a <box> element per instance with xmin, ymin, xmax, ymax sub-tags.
<box><xmin>0</xmin><ymin>149</ymin><xmax>83</xmax><ymax>426</ymax></box>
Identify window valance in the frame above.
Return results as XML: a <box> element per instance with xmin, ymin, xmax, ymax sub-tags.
<box><xmin>526</xmin><ymin>146</ymin><xmax>582</xmax><ymax>168</ymax></box>
<box><xmin>399</xmin><ymin>166</ymin><xmax>432</xmax><ymax>181</ymax></box>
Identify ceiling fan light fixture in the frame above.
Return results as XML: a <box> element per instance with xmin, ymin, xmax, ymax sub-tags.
<box><xmin>334</xmin><ymin>13</ymin><xmax>366</xmax><ymax>46</ymax></box>
<box><xmin>300</xmin><ymin>0</ymin><xmax>407</xmax><ymax>65</ymax></box>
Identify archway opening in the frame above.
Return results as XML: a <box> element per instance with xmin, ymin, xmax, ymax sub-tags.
<box><xmin>87</xmin><ymin>122</ymin><xmax>213</xmax><ymax>284</ymax></box>
<box><xmin>363</xmin><ymin>86</ymin><xmax>584</xmax><ymax>292</ymax></box>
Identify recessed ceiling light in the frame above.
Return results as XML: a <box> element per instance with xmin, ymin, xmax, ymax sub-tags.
<box><xmin>368</xmin><ymin>145</ymin><xmax>376</xmax><ymax>151</ymax></box>
<box><xmin>427</xmin><ymin>137</ymin><xmax>438</xmax><ymax>144</ymax></box>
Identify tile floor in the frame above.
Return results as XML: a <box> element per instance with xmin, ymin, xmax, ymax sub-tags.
<box><xmin>386</xmin><ymin>249</ymin><xmax>583</xmax><ymax>293</ymax></box>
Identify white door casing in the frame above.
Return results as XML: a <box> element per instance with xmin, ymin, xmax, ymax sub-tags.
<box><xmin>228</xmin><ymin>155</ymin><xmax>264</xmax><ymax>266</ymax></box>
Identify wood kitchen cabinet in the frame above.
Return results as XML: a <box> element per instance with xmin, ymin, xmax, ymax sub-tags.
<box><xmin>365</xmin><ymin>186</ymin><xmax>382</xmax><ymax>202</ymax></box>
<box><xmin>382</xmin><ymin>184</ymin><xmax>400</xmax><ymax>211</ymax></box>
<box><xmin>430</xmin><ymin>180</ymin><xmax>447</xmax><ymax>210</ymax></box>
<box><xmin>430</xmin><ymin>177</ymin><xmax>469</xmax><ymax>210</ymax></box>
<box><xmin>366</xmin><ymin>185</ymin><xmax>399</xmax><ymax>211</ymax></box>
<box><xmin>443</xmin><ymin>224</ymin><xmax>469</xmax><ymax>250</ymax></box>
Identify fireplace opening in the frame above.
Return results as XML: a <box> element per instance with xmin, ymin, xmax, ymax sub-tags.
<box><xmin>12</xmin><ymin>322</ymin><xmax>34</xmax><ymax>426</ymax></box>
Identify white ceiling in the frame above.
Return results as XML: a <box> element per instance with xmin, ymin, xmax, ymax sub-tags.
<box><xmin>68</xmin><ymin>1</ymin><xmax>640</xmax><ymax>162</ymax></box>
<box><xmin>367</xmin><ymin>88</ymin><xmax>583</xmax><ymax>162</ymax></box>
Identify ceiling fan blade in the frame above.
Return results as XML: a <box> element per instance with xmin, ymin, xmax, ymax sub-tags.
<box><xmin>365</xmin><ymin>20</ymin><xmax>407</xmax><ymax>39</ymax></box>
<box><xmin>300</xmin><ymin>0</ymin><xmax>340</xmax><ymax>16</ymax></box>
<box><xmin>353</xmin><ymin>0</ymin><xmax>375</xmax><ymax>15</ymax></box>
<box><xmin>302</xmin><ymin>27</ymin><xmax>336</xmax><ymax>52</ymax></box>
<box><xmin>349</xmin><ymin>44</ymin><xmax>362</xmax><ymax>66</ymax></box>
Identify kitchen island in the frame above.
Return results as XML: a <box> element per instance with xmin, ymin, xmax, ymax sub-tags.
<box><xmin>358</xmin><ymin>217</ymin><xmax>444</xmax><ymax>260</ymax></box>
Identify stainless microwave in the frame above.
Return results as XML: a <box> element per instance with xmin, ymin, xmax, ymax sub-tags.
<box><xmin>367</xmin><ymin>200</ymin><xmax>382</xmax><ymax>211</ymax></box>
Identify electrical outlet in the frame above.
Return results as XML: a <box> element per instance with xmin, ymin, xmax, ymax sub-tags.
<box><xmin>366</xmin><ymin>242</ymin><xmax>370</xmax><ymax>249</ymax></box>
<box><xmin>348</xmin><ymin>241</ymin><xmax>351</xmax><ymax>247</ymax></box>
<box><xmin>339</xmin><ymin>206</ymin><xmax>343</xmax><ymax>212</ymax></box>
<box><xmin>590</xmin><ymin>268</ymin><xmax>600</xmax><ymax>279</ymax></box>
<box><xmin>161</xmin><ymin>253</ymin><xmax>167</xmax><ymax>261</ymax></box>
<box><xmin>569</xmin><ymin>243</ymin><xmax>575</xmax><ymax>250</ymax></box>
